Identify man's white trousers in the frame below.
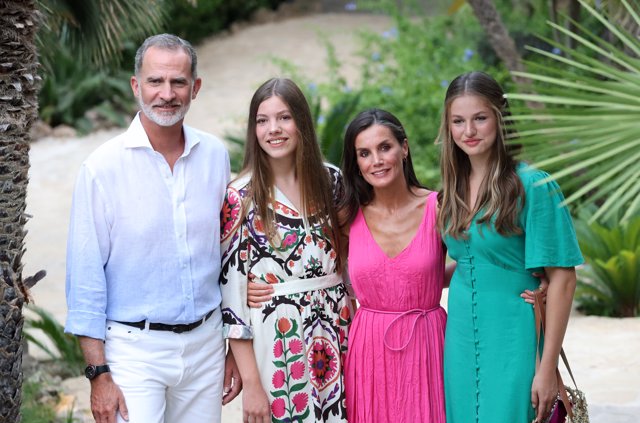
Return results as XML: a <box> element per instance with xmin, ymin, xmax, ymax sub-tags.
<box><xmin>105</xmin><ymin>308</ymin><xmax>225</xmax><ymax>423</ymax></box>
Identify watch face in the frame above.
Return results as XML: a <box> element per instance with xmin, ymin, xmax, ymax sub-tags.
<box><xmin>85</xmin><ymin>365</ymin><xmax>96</xmax><ymax>379</ymax></box>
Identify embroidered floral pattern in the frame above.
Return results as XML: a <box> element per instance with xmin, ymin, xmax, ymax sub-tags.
<box><xmin>220</xmin><ymin>166</ymin><xmax>352</xmax><ymax>422</ymax></box>
<box><xmin>308</xmin><ymin>337</ymin><xmax>339</xmax><ymax>391</ymax></box>
<box><xmin>272</xmin><ymin>398</ymin><xmax>286</xmax><ymax>418</ymax></box>
<box><xmin>270</xmin><ymin>318</ymin><xmax>311</xmax><ymax>422</ymax></box>
<box><xmin>220</xmin><ymin>187</ymin><xmax>241</xmax><ymax>241</ymax></box>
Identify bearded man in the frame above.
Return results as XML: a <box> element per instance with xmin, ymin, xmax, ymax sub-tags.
<box><xmin>65</xmin><ymin>33</ymin><xmax>241</xmax><ymax>423</ymax></box>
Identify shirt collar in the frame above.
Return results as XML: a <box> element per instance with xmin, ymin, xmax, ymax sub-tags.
<box><xmin>124</xmin><ymin>112</ymin><xmax>201</xmax><ymax>157</ymax></box>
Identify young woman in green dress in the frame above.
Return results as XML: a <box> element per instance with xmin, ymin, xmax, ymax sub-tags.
<box><xmin>436</xmin><ymin>71</ymin><xmax>583</xmax><ymax>423</ymax></box>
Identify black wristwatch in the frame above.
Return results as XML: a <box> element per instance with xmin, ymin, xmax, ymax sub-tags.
<box><xmin>84</xmin><ymin>364</ymin><xmax>110</xmax><ymax>380</ymax></box>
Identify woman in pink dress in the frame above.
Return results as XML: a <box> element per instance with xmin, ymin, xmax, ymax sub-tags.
<box><xmin>338</xmin><ymin>109</ymin><xmax>446</xmax><ymax>422</ymax></box>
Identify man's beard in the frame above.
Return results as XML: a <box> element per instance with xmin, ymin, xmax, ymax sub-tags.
<box><xmin>138</xmin><ymin>97</ymin><xmax>190</xmax><ymax>127</ymax></box>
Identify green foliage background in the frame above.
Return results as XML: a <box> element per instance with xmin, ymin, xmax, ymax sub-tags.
<box><xmin>36</xmin><ymin>0</ymin><xmax>287</xmax><ymax>134</ymax></box>
<box><xmin>165</xmin><ymin>0</ymin><xmax>286</xmax><ymax>45</ymax></box>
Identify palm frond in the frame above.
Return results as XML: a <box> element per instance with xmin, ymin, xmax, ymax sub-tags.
<box><xmin>37</xmin><ymin>0</ymin><xmax>166</xmax><ymax>70</ymax></box>
<box><xmin>507</xmin><ymin>0</ymin><xmax>640</xmax><ymax>222</ymax></box>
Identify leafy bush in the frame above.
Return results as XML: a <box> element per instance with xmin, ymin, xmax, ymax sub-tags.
<box><xmin>164</xmin><ymin>0</ymin><xmax>288</xmax><ymax>45</ymax></box>
<box><xmin>24</xmin><ymin>306</ymin><xmax>85</xmax><ymax>376</ymax></box>
<box><xmin>38</xmin><ymin>44</ymin><xmax>135</xmax><ymax>135</ymax></box>
<box><xmin>574</xmin><ymin>212</ymin><xmax>640</xmax><ymax>317</ymax></box>
<box><xmin>21</xmin><ymin>380</ymin><xmax>57</xmax><ymax>423</ymax></box>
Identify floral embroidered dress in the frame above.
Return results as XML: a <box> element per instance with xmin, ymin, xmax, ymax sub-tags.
<box><xmin>220</xmin><ymin>164</ymin><xmax>352</xmax><ymax>423</ymax></box>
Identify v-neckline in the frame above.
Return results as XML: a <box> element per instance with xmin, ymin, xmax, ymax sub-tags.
<box><xmin>274</xmin><ymin>186</ymin><xmax>301</xmax><ymax>214</ymax></box>
<box><xmin>359</xmin><ymin>193</ymin><xmax>431</xmax><ymax>260</ymax></box>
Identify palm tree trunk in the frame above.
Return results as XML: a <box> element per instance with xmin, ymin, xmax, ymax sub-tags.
<box><xmin>467</xmin><ymin>0</ymin><xmax>528</xmax><ymax>84</ymax></box>
<box><xmin>0</xmin><ymin>1</ymin><xmax>40</xmax><ymax>421</ymax></box>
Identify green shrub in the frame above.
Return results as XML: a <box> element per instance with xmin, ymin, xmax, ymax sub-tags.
<box><xmin>574</xmin><ymin>212</ymin><xmax>640</xmax><ymax>317</ymax></box>
<box><xmin>24</xmin><ymin>306</ymin><xmax>85</xmax><ymax>376</ymax></box>
<box><xmin>164</xmin><ymin>0</ymin><xmax>288</xmax><ymax>45</ymax></box>
<box><xmin>22</xmin><ymin>378</ymin><xmax>77</xmax><ymax>423</ymax></box>
<box><xmin>39</xmin><ymin>44</ymin><xmax>135</xmax><ymax>135</ymax></box>
<box><xmin>21</xmin><ymin>380</ymin><xmax>57</xmax><ymax>423</ymax></box>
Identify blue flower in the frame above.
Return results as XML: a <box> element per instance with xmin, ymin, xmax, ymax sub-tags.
<box><xmin>552</xmin><ymin>47</ymin><xmax>562</xmax><ymax>55</ymax></box>
<box><xmin>345</xmin><ymin>2</ymin><xmax>357</xmax><ymax>11</ymax></box>
<box><xmin>307</xmin><ymin>82</ymin><xmax>317</xmax><ymax>92</ymax></box>
<box><xmin>440</xmin><ymin>80</ymin><xmax>449</xmax><ymax>88</ymax></box>
<box><xmin>342</xmin><ymin>85</ymin><xmax>352</xmax><ymax>93</ymax></box>
<box><xmin>371</xmin><ymin>52</ymin><xmax>381</xmax><ymax>61</ymax></box>
<box><xmin>463</xmin><ymin>48</ymin><xmax>474</xmax><ymax>62</ymax></box>
<box><xmin>317</xmin><ymin>115</ymin><xmax>326</xmax><ymax>125</ymax></box>
<box><xmin>380</xmin><ymin>86</ymin><xmax>393</xmax><ymax>95</ymax></box>
<box><xmin>382</xmin><ymin>27</ymin><xmax>398</xmax><ymax>39</ymax></box>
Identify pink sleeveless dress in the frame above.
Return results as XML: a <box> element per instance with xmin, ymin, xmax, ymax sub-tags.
<box><xmin>345</xmin><ymin>192</ymin><xmax>447</xmax><ymax>423</ymax></box>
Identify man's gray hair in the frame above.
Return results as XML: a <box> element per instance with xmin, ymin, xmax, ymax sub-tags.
<box><xmin>134</xmin><ymin>33</ymin><xmax>198</xmax><ymax>78</ymax></box>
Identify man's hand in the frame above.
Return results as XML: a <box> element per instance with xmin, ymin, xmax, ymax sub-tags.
<box><xmin>90</xmin><ymin>374</ymin><xmax>129</xmax><ymax>423</ymax></box>
<box><xmin>222</xmin><ymin>349</ymin><xmax>242</xmax><ymax>405</ymax></box>
<box><xmin>79</xmin><ymin>337</ymin><xmax>127</xmax><ymax>422</ymax></box>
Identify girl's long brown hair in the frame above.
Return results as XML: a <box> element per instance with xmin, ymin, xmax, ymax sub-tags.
<box><xmin>436</xmin><ymin>71</ymin><xmax>523</xmax><ymax>238</ymax></box>
<box><xmin>239</xmin><ymin>78</ymin><xmax>342</xmax><ymax>268</ymax></box>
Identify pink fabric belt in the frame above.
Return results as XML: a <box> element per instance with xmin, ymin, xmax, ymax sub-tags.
<box><xmin>361</xmin><ymin>306</ymin><xmax>441</xmax><ymax>351</ymax></box>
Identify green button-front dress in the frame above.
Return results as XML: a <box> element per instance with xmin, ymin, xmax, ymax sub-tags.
<box><xmin>443</xmin><ymin>163</ymin><xmax>583</xmax><ymax>423</ymax></box>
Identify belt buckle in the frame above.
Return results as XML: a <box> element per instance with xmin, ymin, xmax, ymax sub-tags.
<box><xmin>171</xmin><ymin>324</ymin><xmax>188</xmax><ymax>334</ymax></box>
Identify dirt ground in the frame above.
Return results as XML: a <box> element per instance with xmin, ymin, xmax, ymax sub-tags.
<box><xmin>23</xmin><ymin>10</ymin><xmax>639</xmax><ymax>423</ymax></box>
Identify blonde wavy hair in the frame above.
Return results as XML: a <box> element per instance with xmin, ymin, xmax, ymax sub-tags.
<box><xmin>436</xmin><ymin>71</ymin><xmax>523</xmax><ymax>238</ymax></box>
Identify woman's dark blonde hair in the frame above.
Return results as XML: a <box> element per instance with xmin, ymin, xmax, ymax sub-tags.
<box><xmin>239</xmin><ymin>77</ymin><xmax>342</xmax><ymax>267</ymax></box>
<box><xmin>436</xmin><ymin>71</ymin><xmax>523</xmax><ymax>237</ymax></box>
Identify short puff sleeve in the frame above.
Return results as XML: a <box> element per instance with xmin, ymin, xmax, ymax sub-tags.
<box><xmin>519</xmin><ymin>164</ymin><xmax>584</xmax><ymax>271</ymax></box>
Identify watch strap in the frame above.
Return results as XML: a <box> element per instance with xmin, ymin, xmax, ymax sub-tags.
<box><xmin>85</xmin><ymin>363</ymin><xmax>110</xmax><ymax>380</ymax></box>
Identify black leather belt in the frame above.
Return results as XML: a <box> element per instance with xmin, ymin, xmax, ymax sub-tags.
<box><xmin>116</xmin><ymin>309</ymin><xmax>215</xmax><ymax>334</ymax></box>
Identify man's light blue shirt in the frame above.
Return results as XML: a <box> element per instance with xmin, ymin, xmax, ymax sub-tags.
<box><xmin>65</xmin><ymin>114</ymin><xmax>230</xmax><ymax>340</ymax></box>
